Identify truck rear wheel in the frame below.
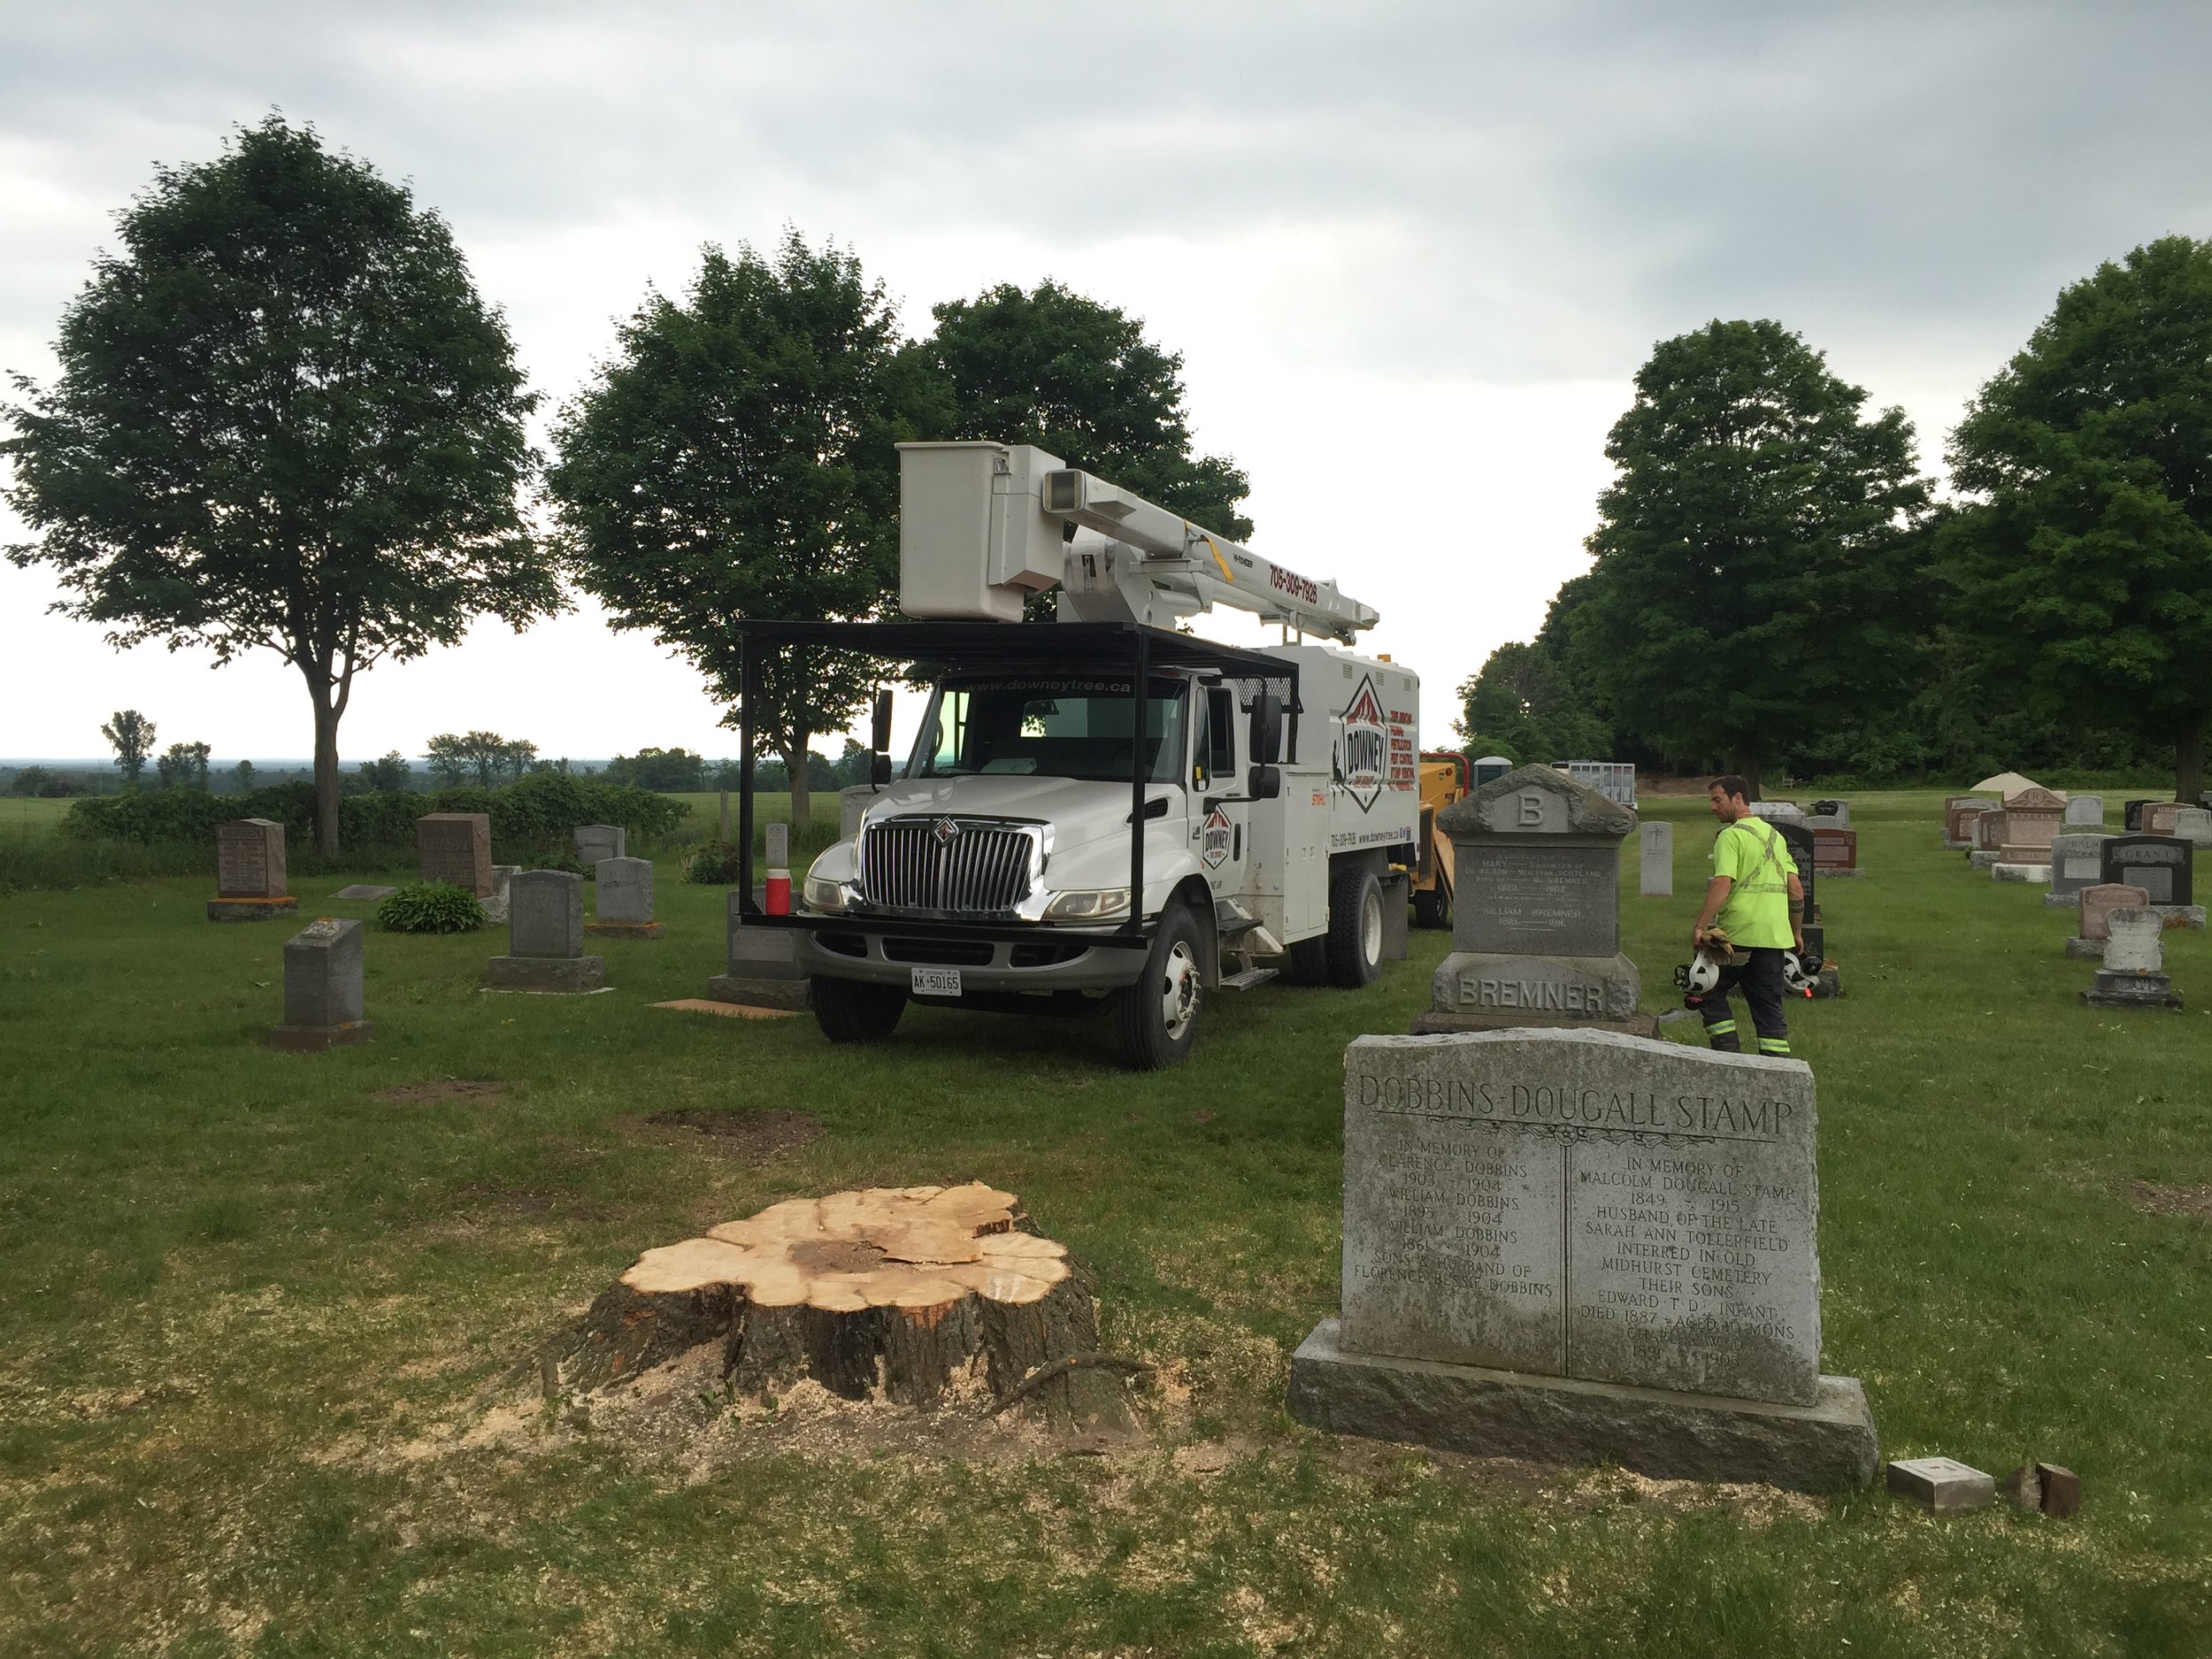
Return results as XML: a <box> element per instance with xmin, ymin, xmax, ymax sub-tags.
<box><xmin>1412</xmin><ymin>881</ymin><xmax>1452</xmax><ymax>930</ymax></box>
<box><xmin>1110</xmin><ymin>904</ymin><xmax>1202</xmax><ymax>1071</ymax></box>
<box><xmin>812</xmin><ymin>976</ymin><xmax>908</xmax><ymax>1043</ymax></box>
<box><xmin>1325</xmin><ymin>865</ymin><xmax>1385</xmax><ymax>987</ymax></box>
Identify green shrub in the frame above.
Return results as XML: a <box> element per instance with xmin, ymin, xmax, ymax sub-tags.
<box><xmin>374</xmin><ymin>881</ymin><xmax>488</xmax><ymax>933</ymax></box>
<box><xmin>683</xmin><ymin>841</ymin><xmax>744</xmax><ymax>884</ymax></box>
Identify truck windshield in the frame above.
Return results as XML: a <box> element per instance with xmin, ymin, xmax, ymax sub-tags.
<box><xmin>912</xmin><ymin>676</ymin><xmax>1187</xmax><ymax>784</ymax></box>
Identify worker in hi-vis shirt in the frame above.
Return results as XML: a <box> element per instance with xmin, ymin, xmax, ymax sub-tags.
<box><xmin>1689</xmin><ymin>774</ymin><xmax>1806</xmax><ymax>1056</ymax></box>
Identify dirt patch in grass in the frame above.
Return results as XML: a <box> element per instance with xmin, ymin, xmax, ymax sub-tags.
<box><xmin>374</xmin><ymin>1079</ymin><xmax>515</xmax><ymax>1105</ymax></box>
<box><xmin>2116</xmin><ymin>1179</ymin><xmax>2212</xmax><ymax>1222</ymax></box>
<box><xmin>628</xmin><ymin>1107</ymin><xmax>823</xmax><ymax>1164</ymax></box>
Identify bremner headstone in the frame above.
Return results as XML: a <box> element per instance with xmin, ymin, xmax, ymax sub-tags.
<box><xmin>2044</xmin><ymin>832</ymin><xmax>2113</xmax><ymax>909</ymax></box>
<box><xmin>268</xmin><ymin>917</ymin><xmax>372</xmax><ymax>1050</ymax></box>
<box><xmin>587</xmin><ymin>856</ymin><xmax>664</xmax><ymax>938</ymax></box>
<box><xmin>1289</xmin><ymin>1030</ymin><xmax>1878</xmax><ymax>1491</ymax></box>
<box><xmin>1414</xmin><ymin>764</ymin><xmax>1655</xmax><ymax>1037</ymax></box>
<box><xmin>209</xmin><ymin>818</ymin><xmax>297</xmax><ymax>921</ymax></box>
<box><xmin>2081</xmin><ymin>909</ymin><xmax>2182</xmax><ymax>1010</ymax></box>
<box><xmin>418</xmin><ymin>813</ymin><xmax>493</xmax><ymax>895</ymax></box>
<box><xmin>574</xmin><ymin>824</ymin><xmax>626</xmax><ymax>866</ymax></box>
<box><xmin>1639</xmin><ymin>821</ymin><xmax>1673</xmax><ymax>898</ymax></box>
<box><xmin>488</xmin><ymin>870</ymin><xmax>606</xmax><ymax>992</ymax></box>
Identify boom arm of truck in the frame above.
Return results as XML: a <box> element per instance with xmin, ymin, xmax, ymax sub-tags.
<box><xmin>895</xmin><ymin>441</ymin><xmax>1379</xmax><ymax>646</ymax></box>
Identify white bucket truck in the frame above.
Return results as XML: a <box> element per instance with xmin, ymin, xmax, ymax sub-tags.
<box><xmin>732</xmin><ymin>441</ymin><xmax>1420</xmax><ymax>1069</ymax></box>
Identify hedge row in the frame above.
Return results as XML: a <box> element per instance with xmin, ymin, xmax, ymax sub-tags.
<box><xmin>66</xmin><ymin>773</ymin><xmax>688</xmax><ymax>851</ymax></box>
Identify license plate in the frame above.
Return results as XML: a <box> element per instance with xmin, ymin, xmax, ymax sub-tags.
<box><xmin>910</xmin><ymin>967</ymin><xmax>962</xmax><ymax>997</ymax></box>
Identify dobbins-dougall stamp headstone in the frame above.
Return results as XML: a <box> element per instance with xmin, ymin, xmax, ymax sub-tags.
<box><xmin>209</xmin><ymin>818</ymin><xmax>297</xmax><ymax>921</ymax></box>
<box><xmin>418</xmin><ymin>813</ymin><xmax>493</xmax><ymax>895</ymax></box>
<box><xmin>268</xmin><ymin>917</ymin><xmax>372</xmax><ymax>1050</ymax></box>
<box><xmin>1415</xmin><ymin>764</ymin><xmax>1655</xmax><ymax>1038</ymax></box>
<box><xmin>1288</xmin><ymin>1030</ymin><xmax>1878</xmax><ymax>1491</ymax></box>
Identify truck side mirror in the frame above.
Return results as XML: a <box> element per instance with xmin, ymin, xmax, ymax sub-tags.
<box><xmin>871</xmin><ymin>753</ymin><xmax>894</xmax><ymax>787</ymax></box>
<box><xmin>1249</xmin><ymin>690</ymin><xmax>1283</xmax><ymax>765</ymax></box>
<box><xmin>1248</xmin><ymin>764</ymin><xmax>1282</xmax><ymax>801</ymax></box>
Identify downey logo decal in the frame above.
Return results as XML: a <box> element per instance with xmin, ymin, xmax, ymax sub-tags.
<box><xmin>1340</xmin><ymin>676</ymin><xmax>1386</xmax><ymax>812</ymax></box>
<box><xmin>1201</xmin><ymin>806</ymin><xmax>1233</xmax><ymax>870</ymax></box>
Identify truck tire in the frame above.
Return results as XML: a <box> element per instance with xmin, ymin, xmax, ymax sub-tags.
<box><xmin>1284</xmin><ymin>936</ymin><xmax>1329</xmax><ymax>985</ymax></box>
<box><xmin>1412</xmin><ymin>882</ymin><xmax>1451</xmax><ymax>930</ymax></box>
<box><xmin>1110</xmin><ymin>904</ymin><xmax>1203</xmax><ymax>1071</ymax></box>
<box><xmin>1325</xmin><ymin>864</ymin><xmax>1385</xmax><ymax>987</ymax></box>
<box><xmin>812</xmin><ymin>976</ymin><xmax>908</xmax><ymax>1043</ymax></box>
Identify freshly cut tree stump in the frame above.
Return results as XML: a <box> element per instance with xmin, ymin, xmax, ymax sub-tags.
<box><xmin>559</xmin><ymin>1183</ymin><xmax>1129</xmax><ymax>1424</ymax></box>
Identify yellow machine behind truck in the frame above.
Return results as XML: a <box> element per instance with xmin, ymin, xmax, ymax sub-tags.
<box><xmin>1410</xmin><ymin>750</ymin><xmax>1467</xmax><ymax>928</ymax></box>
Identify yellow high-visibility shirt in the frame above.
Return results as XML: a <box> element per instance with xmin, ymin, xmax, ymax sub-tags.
<box><xmin>1712</xmin><ymin>818</ymin><xmax>1798</xmax><ymax>948</ymax></box>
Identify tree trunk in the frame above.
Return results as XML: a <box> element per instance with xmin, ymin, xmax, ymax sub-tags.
<box><xmin>2177</xmin><ymin>712</ymin><xmax>2208</xmax><ymax>805</ymax></box>
<box><xmin>307</xmin><ymin>676</ymin><xmax>342</xmax><ymax>856</ymax></box>
<box><xmin>786</xmin><ymin>723</ymin><xmax>811</xmax><ymax>835</ymax></box>
<box><xmin>555</xmin><ymin>1183</ymin><xmax>1130</xmax><ymax>1426</ymax></box>
<box><xmin>1732</xmin><ymin>747</ymin><xmax>1763</xmax><ymax>801</ymax></box>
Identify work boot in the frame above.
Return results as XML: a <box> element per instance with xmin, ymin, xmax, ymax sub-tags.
<box><xmin>1703</xmin><ymin>1018</ymin><xmax>1741</xmax><ymax>1053</ymax></box>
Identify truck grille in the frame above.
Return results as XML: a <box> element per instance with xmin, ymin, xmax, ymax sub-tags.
<box><xmin>859</xmin><ymin>818</ymin><xmax>1037</xmax><ymax>915</ymax></box>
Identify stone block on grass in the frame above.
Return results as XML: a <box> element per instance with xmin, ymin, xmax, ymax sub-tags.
<box><xmin>210</xmin><ymin>818</ymin><xmax>297</xmax><ymax>921</ymax></box>
<box><xmin>1886</xmin><ymin>1455</ymin><xmax>1994</xmax><ymax>1512</ymax></box>
<box><xmin>268</xmin><ymin>917</ymin><xmax>373</xmax><ymax>1051</ymax></box>
<box><xmin>488</xmin><ymin>870</ymin><xmax>606</xmax><ymax>993</ymax></box>
<box><xmin>586</xmin><ymin>856</ymin><xmax>664</xmax><ymax>937</ymax></box>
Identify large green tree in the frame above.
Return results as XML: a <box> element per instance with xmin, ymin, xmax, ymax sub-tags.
<box><xmin>1943</xmin><ymin>235</ymin><xmax>2212</xmax><ymax>802</ymax></box>
<box><xmin>548</xmin><ymin>233</ymin><xmax>921</xmax><ymax>826</ymax></box>
<box><xmin>99</xmin><ymin>710</ymin><xmax>155</xmax><ymax>787</ymax></box>
<box><xmin>914</xmin><ymin>280</ymin><xmax>1253</xmax><ymax>538</ymax></box>
<box><xmin>1454</xmin><ymin>637</ymin><xmax>1610</xmax><ymax>765</ymax></box>
<box><xmin>1565</xmin><ymin>319</ymin><xmax>1930</xmax><ymax>791</ymax></box>
<box><xmin>2</xmin><ymin>117</ymin><xmax>557</xmax><ymax>852</ymax></box>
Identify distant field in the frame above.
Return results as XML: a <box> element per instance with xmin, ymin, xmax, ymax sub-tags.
<box><xmin>666</xmin><ymin>789</ymin><xmax>843</xmax><ymax>840</ymax></box>
<box><xmin>0</xmin><ymin>797</ymin><xmax>76</xmax><ymax>833</ymax></box>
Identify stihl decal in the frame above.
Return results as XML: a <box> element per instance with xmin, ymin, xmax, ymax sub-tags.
<box><xmin>1340</xmin><ymin>676</ymin><xmax>1386</xmax><ymax>812</ymax></box>
<box><xmin>1201</xmin><ymin>806</ymin><xmax>1233</xmax><ymax>869</ymax></box>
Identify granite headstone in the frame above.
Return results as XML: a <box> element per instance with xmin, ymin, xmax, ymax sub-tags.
<box><xmin>574</xmin><ymin>824</ymin><xmax>626</xmax><ymax>866</ymax></box>
<box><xmin>268</xmin><ymin>917</ymin><xmax>372</xmax><ymax>1050</ymax></box>
<box><xmin>1415</xmin><ymin>764</ymin><xmax>1654</xmax><ymax>1036</ymax></box>
<box><xmin>2082</xmin><ymin>909</ymin><xmax>2182</xmax><ymax>1010</ymax></box>
<box><xmin>2101</xmin><ymin>836</ymin><xmax>2193</xmax><ymax>908</ymax></box>
<box><xmin>209</xmin><ymin>818</ymin><xmax>297</xmax><ymax>921</ymax></box>
<box><xmin>2044</xmin><ymin>833</ymin><xmax>2113</xmax><ymax>908</ymax></box>
<box><xmin>2063</xmin><ymin>795</ymin><xmax>2105</xmax><ymax>828</ymax></box>
<box><xmin>1639</xmin><ymin>821</ymin><xmax>1673</xmax><ymax>898</ymax></box>
<box><xmin>587</xmin><ymin>856</ymin><xmax>664</xmax><ymax>937</ymax></box>
<box><xmin>488</xmin><ymin>870</ymin><xmax>606</xmax><ymax>992</ymax></box>
<box><xmin>418</xmin><ymin>813</ymin><xmax>493</xmax><ymax>895</ymax></box>
<box><xmin>1287</xmin><ymin>1030</ymin><xmax>1878</xmax><ymax>1492</ymax></box>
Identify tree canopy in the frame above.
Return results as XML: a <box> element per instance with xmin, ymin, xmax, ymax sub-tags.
<box><xmin>1942</xmin><ymin>234</ymin><xmax>2212</xmax><ymax>800</ymax></box>
<box><xmin>100</xmin><ymin>710</ymin><xmax>155</xmax><ymax>785</ymax></box>
<box><xmin>425</xmin><ymin>731</ymin><xmax>538</xmax><ymax>788</ymax></box>
<box><xmin>1559</xmin><ymin>319</ymin><xmax>1931</xmax><ymax>790</ymax></box>
<box><xmin>2</xmin><ymin>116</ymin><xmax>557</xmax><ymax>851</ymax></box>
<box><xmin>914</xmin><ymin>280</ymin><xmax>1253</xmax><ymax>539</ymax></box>
<box><xmin>547</xmin><ymin>231</ymin><xmax>921</xmax><ymax>825</ymax></box>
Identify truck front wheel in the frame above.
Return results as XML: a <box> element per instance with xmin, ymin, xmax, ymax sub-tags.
<box><xmin>813</xmin><ymin>976</ymin><xmax>908</xmax><ymax>1043</ymax></box>
<box><xmin>1110</xmin><ymin>904</ymin><xmax>1203</xmax><ymax>1071</ymax></box>
<box><xmin>1325</xmin><ymin>865</ymin><xmax>1385</xmax><ymax>987</ymax></box>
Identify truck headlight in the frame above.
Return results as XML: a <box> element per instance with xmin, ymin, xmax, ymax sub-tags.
<box><xmin>1041</xmin><ymin>887</ymin><xmax>1129</xmax><ymax>921</ymax></box>
<box><xmin>803</xmin><ymin>875</ymin><xmax>849</xmax><ymax>913</ymax></box>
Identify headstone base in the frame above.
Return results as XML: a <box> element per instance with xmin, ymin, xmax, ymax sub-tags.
<box><xmin>1943</xmin><ymin>838</ymin><xmax>1971</xmax><ymax>851</ymax></box>
<box><xmin>2043</xmin><ymin>891</ymin><xmax>2082</xmax><ymax>909</ymax></box>
<box><xmin>585</xmin><ymin>920</ymin><xmax>666</xmax><ymax>939</ymax></box>
<box><xmin>267</xmin><ymin>1019</ymin><xmax>374</xmax><ymax>1052</ymax></box>
<box><xmin>1288</xmin><ymin>1320</ymin><xmax>1878</xmax><ymax>1494</ymax></box>
<box><xmin>1821</xmin><ymin>868</ymin><xmax>1867</xmax><ymax>879</ymax></box>
<box><xmin>1968</xmin><ymin>851</ymin><xmax>2001</xmax><ymax>870</ymax></box>
<box><xmin>1409</xmin><ymin>1008</ymin><xmax>1661</xmax><ymax>1039</ymax></box>
<box><xmin>2081</xmin><ymin>971</ymin><xmax>2183</xmax><ymax>1010</ymax></box>
<box><xmin>208</xmin><ymin>896</ymin><xmax>299</xmax><ymax>922</ymax></box>
<box><xmin>2063</xmin><ymin>937</ymin><xmax>2103</xmax><ymax>959</ymax></box>
<box><xmin>488</xmin><ymin>955</ymin><xmax>606</xmax><ymax>993</ymax></box>
<box><xmin>707</xmin><ymin>973</ymin><xmax>810</xmax><ymax>1011</ymax></box>
<box><xmin>1992</xmin><ymin>863</ymin><xmax>2050</xmax><ymax>884</ymax></box>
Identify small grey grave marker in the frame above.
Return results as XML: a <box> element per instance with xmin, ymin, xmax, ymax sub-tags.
<box><xmin>574</xmin><ymin>824</ymin><xmax>626</xmax><ymax>866</ymax></box>
<box><xmin>1886</xmin><ymin>1455</ymin><xmax>1995</xmax><ymax>1512</ymax></box>
<box><xmin>268</xmin><ymin>917</ymin><xmax>372</xmax><ymax>1050</ymax></box>
<box><xmin>2062</xmin><ymin>795</ymin><xmax>2104</xmax><ymax>828</ymax></box>
<box><xmin>587</xmin><ymin>856</ymin><xmax>664</xmax><ymax>937</ymax></box>
<box><xmin>488</xmin><ymin>871</ymin><xmax>606</xmax><ymax>993</ymax></box>
<box><xmin>1638</xmin><ymin>820</ymin><xmax>1673</xmax><ymax>898</ymax></box>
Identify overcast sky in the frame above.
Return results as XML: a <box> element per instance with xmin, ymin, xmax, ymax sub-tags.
<box><xmin>4</xmin><ymin>1</ymin><xmax>2209</xmax><ymax>764</ymax></box>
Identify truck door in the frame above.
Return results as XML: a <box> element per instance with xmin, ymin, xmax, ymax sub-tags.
<box><xmin>1191</xmin><ymin>682</ymin><xmax>1248</xmax><ymax>901</ymax></box>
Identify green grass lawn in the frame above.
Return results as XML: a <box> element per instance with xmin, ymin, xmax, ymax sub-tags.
<box><xmin>0</xmin><ymin>796</ymin><xmax>78</xmax><ymax>833</ymax></box>
<box><xmin>2</xmin><ymin>790</ymin><xmax>2208</xmax><ymax>1655</ymax></box>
